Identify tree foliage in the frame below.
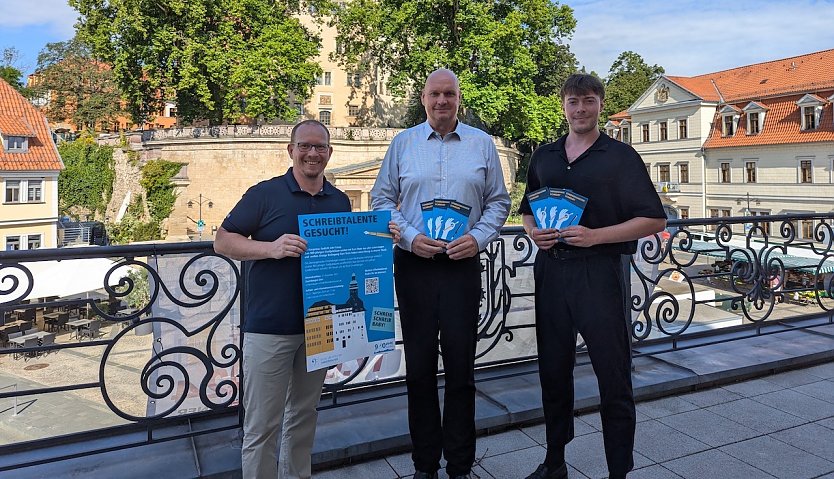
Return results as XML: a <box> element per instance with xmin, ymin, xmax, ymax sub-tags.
<box><xmin>33</xmin><ymin>38</ymin><xmax>122</xmax><ymax>131</ymax></box>
<box><xmin>57</xmin><ymin>132</ymin><xmax>116</xmax><ymax>219</ymax></box>
<box><xmin>70</xmin><ymin>0</ymin><xmax>326</xmax><ymax>126</ymax></box>
<box><xmin>330</xmin><ymin>0</ymin><xmax>577</xmax><ymax>143</ymax></box>
<box><xmin>140</xmin><ymin>160</ymin><xmax>184</xmax><ymax>225</ymax></box>
<box><xmin>602</xmin><ymin>51</ymin><xmax>664</xmax><ymax>124</ymax></box>
<box><xmin>1</xmin><ymin>47</ymin><xmax>28</xmax><ymax>94</ymax></box>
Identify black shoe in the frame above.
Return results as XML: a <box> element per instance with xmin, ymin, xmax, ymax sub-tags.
<box><xmin>450</xmin><ymin>475</ymin><xmax>473</xmax><ymax>479</ymax></box>
<box><xmin>525</xmin><ymin>463</ymin><xmax>568</xmax><ymax>479</ymax></box>
<box><xmin>412</xmin><ymin>471</ymin><xmax>438</xmax><ymax>479</ymax></box>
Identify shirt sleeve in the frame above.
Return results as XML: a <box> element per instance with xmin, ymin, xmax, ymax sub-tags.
<box><xmin>221</xmin><ymin>185</ymin><xmax>264</xmax><ymax>237</ymax></box>
<box><xmin>370</xmin><ymin>136</ymin><xmax>422</xmax><ymax>252</ymax></box>
<box><xmin>468</xmin><ymin>139</ymin><xmax>511</xmax><ymax>251</ymax></box>
<box><xmin>618</xmin><ymin>148</ymin><xmax>667</xmax><ymax>219</ymax></box>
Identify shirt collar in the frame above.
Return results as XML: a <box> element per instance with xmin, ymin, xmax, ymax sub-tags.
<box><xmin>550</xmin><ymin>130</ymin><xmax>611</xmax><ymax>154</ymax></box>
<box><xmin>421</xmin><ymin>120</ymin><xmax>463</xmax><ymax>141</ymax></box>
<box><xmin>284</xmin><ymin>167</ymin><xmax>336</xmax><ymax>196</ymax></box>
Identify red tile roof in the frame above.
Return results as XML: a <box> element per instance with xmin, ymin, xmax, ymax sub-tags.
<box><xmin>705</xmin><ymin>91</ymin><xmax>834</xmax><ymax>148</ymax></box>
<box><xmin>668</xmin><ymin>49</ymin><xmax>834</xmax><ymax>103</ymax></box>
<box><xmin>0</xmin><ymin>79</ymin><xmax>63</xmax><ymax>171</ymax></box>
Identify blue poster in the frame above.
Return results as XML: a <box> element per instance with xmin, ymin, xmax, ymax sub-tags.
<box><xmin>299</xmin><ymin>211</ymin><xmax>395</xmax><ymax>371</ymax></box>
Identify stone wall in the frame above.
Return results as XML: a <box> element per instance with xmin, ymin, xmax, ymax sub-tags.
<box><xmin>108</xmin><ymin>127</ymin><xmax>522</xmax><ymax>240</ymax></box>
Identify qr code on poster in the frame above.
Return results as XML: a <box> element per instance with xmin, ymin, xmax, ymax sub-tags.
<box><xmin>365</xmin><ymin>277</ymin><xmax>380</xmax><ymax>295</ymax></box>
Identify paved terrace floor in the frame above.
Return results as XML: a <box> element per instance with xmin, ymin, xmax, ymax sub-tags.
<box><xmin>4</xmin><ymin>317</ymin><xmax>834</xmax><ymax>479</ymax></box>
<box><xmin>315</xmin><ymin>360</ymin><xmax>834</xmax><ymax>479</ymax></box>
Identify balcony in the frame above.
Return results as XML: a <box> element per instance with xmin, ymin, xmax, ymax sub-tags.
<box><xmin>2</xmin><ymin>213</ymin><xmax>834</xmax><ymax>478</ymax></box>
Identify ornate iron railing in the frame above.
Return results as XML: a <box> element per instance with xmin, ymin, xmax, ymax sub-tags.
<box><xmin>1</xmin><ymin>213</ymin><xmax>833</xmax><ymax>469</ymax></box>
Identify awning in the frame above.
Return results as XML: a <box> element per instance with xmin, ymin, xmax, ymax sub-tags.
<box><xmin>674</xmin><ymin>240</ymin><xmax>834</xmax><ymax>274</ymax></box>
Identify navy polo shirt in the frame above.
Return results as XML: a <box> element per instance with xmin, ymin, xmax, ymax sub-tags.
<box><xmin>221</xmin><ymin>168</ymin><xmax>351</xmax><ymax>335</ymax></box>
<box><xmin>519</xmin><ymin>132</ymin><xmax>665</xmax><ymax>255</ymax></box>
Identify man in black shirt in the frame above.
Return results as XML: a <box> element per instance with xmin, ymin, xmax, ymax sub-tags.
<box><xmin>520</xmin><ymin>74</ymin><xmax>666</xmax><ymax>479</ymax></box>
<box><xmin>215</xmin><ymin>120</ymin><xmax>398</xmax><ymax>479</ymax></box>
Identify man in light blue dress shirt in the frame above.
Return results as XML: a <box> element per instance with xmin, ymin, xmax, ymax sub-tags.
<box><xmin>371</xmin><ymin>69</ymin><xmax>511</xmax><ymax>479</ymax></box>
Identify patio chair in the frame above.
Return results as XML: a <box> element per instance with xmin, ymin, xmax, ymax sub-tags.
<box><xmin>24</xmin><ymin>328</ymin><xmax>39</xmax><ymax>335</ymax></box>
<box><xmin>18</xmin><ymin>321</ymin><xmax>32</xmax><ymax>332</ymax></box>
<box><xmin>55</xmin><ymin>312</ymin><xmax>69</xmax><ymax>332</ymax></box>
<box><xmin>14</xmin><ymin>337</ymin><xmax>38</xmax><ymax>360</ymax></box>
<box><xmin>0</xmin><ymin>326</ymin><xmax>19</xmax><ymax>348</ymax></box>
<box><xmin>80</xmin><ymin>320</ymin><xmax>102</xmax><ymax>340</ymax></box>
<box><xmin>39</xmin><ymin>333</ymin><xmax>56</xmax><ymax>356</ymax></box>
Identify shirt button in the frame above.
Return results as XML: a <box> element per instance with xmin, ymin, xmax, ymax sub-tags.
<box><xmin>567</xmin><ymin>166</ymin><xmax>571</xmax><ymax>170</ymax></box>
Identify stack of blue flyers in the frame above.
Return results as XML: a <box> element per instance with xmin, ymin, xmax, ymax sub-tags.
<box><xmin>420</xmin><ymin>198</ymin><xmax>472</xmax><ymax>241</ymax></box>
<box><xmin>526</xmin><ymin>187</ymin><xmax>588</xmax><ymax>230</ymax></box>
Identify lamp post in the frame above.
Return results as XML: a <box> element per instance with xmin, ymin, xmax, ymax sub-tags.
<box><xmin>736</xmin><ymin>192</ymin><xmax>760</xmax><ymax>233</ymax></box>
<box><xmin>187</xmin><ymin>194</ymin><xmax>213</xmax><ymax>241</ymax></box>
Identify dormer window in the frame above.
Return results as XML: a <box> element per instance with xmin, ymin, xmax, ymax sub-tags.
<box><xmin>796</xmin><ymin>94</ymin><xmax>825</xmax><ymax>131</ymax></box>
<box><xmin>719</xmin><ymin>105</ymin><xmax>741</xmax><ymax>137</ymax></box>
<box><xmin>743</xmin><ymin>101</ymin><xmax>768</xmax><ymax>135</ymax></box>
<box><xmin>603</xmin><ymin>120</ymin><xmax>619</xmax><ymax>140</ymax></box>
<box><xmin>3</xmin><ymin>135</ymin><xmax>28</xmax><ymax>152</ymax></box>
<box><xmin>621</xmin><ymin>125</ymin><xmax>630</xmax><ymax>144</ymax></box>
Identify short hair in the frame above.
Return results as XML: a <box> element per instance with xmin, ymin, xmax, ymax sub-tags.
<box><xmin>560</xmin><ymin>73</ymin><xmax>605</xmax><ymax>101</ymax></box>
<box><xmin>291</xmin><ymin>119</ymin><xmax>330</xmax><ymax>144</ymax></box>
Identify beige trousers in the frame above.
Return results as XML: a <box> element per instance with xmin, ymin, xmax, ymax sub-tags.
<box><xmin>241</xmin><ymin>333</ymin><xmax>326</xmax><ymax>479</ymax></box>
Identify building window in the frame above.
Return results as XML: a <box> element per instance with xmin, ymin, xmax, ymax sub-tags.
<box><xmin>723</xmin><ymin>209</ymin><xmax>731</xmax><ymax>217</ymax></box>
<box><xmin>27</xmin><ymin>234</ymin><xmax>41</xmax><ymax>250</ymax></box>
<box><xmin>679</xmin><ymin>163</ymin><xmax>689</xmax><ymax>183</ymax></box>
<box><xmin>27</xmin><ymin>180</ymin><xmax>42</xmax><ymax>202</ymax></box>
<box><xmin>319</xmin><ymin>110</ymin><xmax>331</xmax><ymax>126</ymax></box>
<box><xmin>347</xmin><ymin>72</ymin><xmax>362</xmax><ymax>87</ymax></box>
<box><xmin>678</xmin><ymin>119</ymin><xmax>687</xmax><ymax>139</ymax></box>
<box><xmin>679</xmin><ymin>207</ymin><xmax>689</xmax><ymax>220</ymax></box>
<box><xmin>800</xmin><ymin>159</ymin><xmax>813</xmax><ymax>183</ymax></box>
<box><xmin>5</xmin><ymin>236</ymin><xmax>20</xmax><ymax>251</ymax></box>
<box><xmin>5</xmin><ymin>136</ymin><xmax>27</xmax><ymax>151</ymax></box>
<box><xmin>348</xmin><ymin>105</ymin><xmax>360</xmax><ymax>117</ymax></box>
<box><xmin>319</xmin><ymin>95</ymin><xmax>332</xmax><ymax>105</ymax></box>
<box><xmin>803</xmin><ymin>106</ymin><xmax>817</xmax><ymax>130</ymax></box>
<box><xmin>658</xmin><ymin>164</ymin><xmax>670</xmax><ymax>182</ymax></box>
<box><xmin>659</xmin><ymin>121</ymin><xmax>668</xmax><ymax>141</ymax></box>
<box><xmin>644</xmin><ymin>163</ymin><xmax>650</xmax><ymax>176</ymax></box>
<box><xmin>621</xmin><ymin>126</ymin><xmax>630</xmax><ymax>144</ymax></box>
<box><xmin>748</xmin><ymin>112</ymin><xmax>760</xmax><ymax>134</ymax></box>
<box><xmin>745</xmin><ymin>161</ymin><xmax>757</xmax><ymax>183</ymax></box>
<box><xmin>294</xmin><ymin>103</ymin><xmax>304</xmax><ymax>117</ymax></box>
<box><xmin>642</xmin><ymin>124</ymin><xmax>649</xmax><ymax>142</ymax></box>
<box><xmin>5</xmin><ymin>180</ymin><xmax>21</xmax><ymax>203</ymax></box>
<box><xmin>324</xmin><ymin>72</ymin><xmax>332</xmax><ymax>86</ymax></box>
<box><xmin>708</xmin><ymin>208</ymin><xmax>719</xmax><ymax>232</ymax></box>
<box><xmin>802</xmin><ymin>220</ymin><xmax>815</xmax><ymax>239</ymax></box>
<box><xmin>722</xmin><ymin>115</ymin><xmax>735</xmax><ymax>136</ymax></box>
<box><xmin>720</xmin><ymin>162</ymin><xmax>731</xmax><ymax>183</ymax></box>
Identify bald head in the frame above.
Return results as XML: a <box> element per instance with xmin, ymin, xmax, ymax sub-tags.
<box><xmin>421</xmin><ymin>68</ymin><xmax>461</xmax><ymax>136</ymax></box>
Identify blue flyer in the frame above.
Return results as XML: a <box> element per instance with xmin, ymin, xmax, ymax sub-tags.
<box><xmin>441</xmin><ymin>200</ymin><xmax>471</xmax><ymax>241</ymax></box>
<box><xmin>298</xmin><ymin>211</ymin><xmax>395</xmax><ymax>371</ymax></box>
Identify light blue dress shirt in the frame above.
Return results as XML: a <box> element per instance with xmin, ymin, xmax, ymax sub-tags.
<box><xmin>371</xmin><ymin>121</ymin><xmax>511</xmax><ymax>252</ymax></box>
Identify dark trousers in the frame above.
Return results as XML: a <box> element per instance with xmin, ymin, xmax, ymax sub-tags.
<box><xmin>534</xmin><ymin>251</ymin><xmax>635</xmax><ymax>477</ymax></box>
<box><xmin>394</xmin><ymin>248</ymin><xmax>481</xmax><ymax>477</ymax></box>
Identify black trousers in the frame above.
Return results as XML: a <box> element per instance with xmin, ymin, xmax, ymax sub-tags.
<box><xmin>534</xmin><ymin>251</ymin><xmax>635</xmax><ymax>477</ymax></box>
<box><xmin>394</xmin><ymin>248</ymin><xmax>481</xmax><ymax>477</ymax></box>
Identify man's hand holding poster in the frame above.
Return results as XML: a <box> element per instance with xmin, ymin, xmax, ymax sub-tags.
<box><xmin>298</xmin><ymin>211</ymin><xmax>395</xmax><ymax>371</ymax></box>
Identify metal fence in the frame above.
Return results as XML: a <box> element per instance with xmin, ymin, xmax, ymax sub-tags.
<box><xmin>1</xmin><ymin>213</ymin><xmax>833</xmax><ymax>470</ymax></box>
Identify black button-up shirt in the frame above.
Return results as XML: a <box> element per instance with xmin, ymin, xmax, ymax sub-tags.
<box><xmin>519</xmin><ymin>133</ymin><xmax>665</xmax><ymax>255</ymax></box>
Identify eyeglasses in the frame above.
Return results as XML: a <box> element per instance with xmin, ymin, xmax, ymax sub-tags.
<box><xmin>294</xmin><ymin>142</ymin><xmax>329</xmax><ymax>153</ymax></box>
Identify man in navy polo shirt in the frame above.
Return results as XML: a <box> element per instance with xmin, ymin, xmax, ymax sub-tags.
<box><xmin>215</xmin><ymin>120</ymin><xmax>371</xmax><ymax>479</ymax></box>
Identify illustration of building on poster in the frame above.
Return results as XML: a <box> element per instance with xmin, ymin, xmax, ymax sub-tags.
<box><xmin>298</xmin><ymin>211</ymin><xmax>395</xmax><ymax>371</ymax></box>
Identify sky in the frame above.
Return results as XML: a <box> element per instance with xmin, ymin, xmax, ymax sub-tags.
<box><xmin>1</xmin><ymin>0</ymin><xmax>834</xmax><ymax>78</ymax></box>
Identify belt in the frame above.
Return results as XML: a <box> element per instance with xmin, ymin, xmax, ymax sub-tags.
<box><xmin>545</xmin><ymin>247</ymin><xmax>599</xmax><ymax>260</ymax></box>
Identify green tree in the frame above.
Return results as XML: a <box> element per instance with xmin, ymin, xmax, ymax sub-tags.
<box><xmin>70</xmin><ymin>0</ymin><xmax>325</xmax><ymax>126</ymax></box>
<box><xmin>58</xmin><ymin>132</ymin><xmax>116</xmax><ymax>219</ymax></box>
<box><xmin>33</xmin><ymin>38</ymin><xmax>122</xmax><ymax>131</ymax></box>
<box><xmin>602</xmin><ymin>51</ymin><xmax>664</xmax><ymax>124</ymax></box>
<box><xmin>140</xmin><ymin>160</ymin><xmax>184</xmax><ymax>225</ymax></box>
<box><xmin>1</xmin><ymin>47</ymin><xmax>27</xmax><ymax>94</ymax></box>
<box><xmin>330</xmin><ymin>0</ymin><xmax>576</xmax><ymax>144</ymax></box>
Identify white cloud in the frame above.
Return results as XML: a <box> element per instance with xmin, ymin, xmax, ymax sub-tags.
<box><xmin>0</xmin><ymin>0</ymin><xmax>76</xmax><ymax>36</ymax></box>
<box><xmin>570</xmin><ymin>0</ymin><xmax>834</xmax><ymax>77</ymax></box>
